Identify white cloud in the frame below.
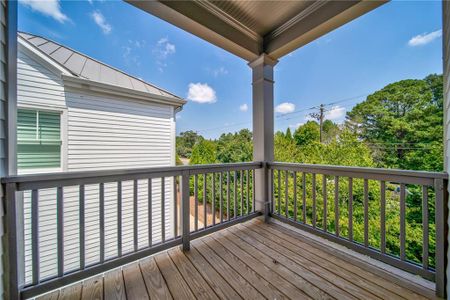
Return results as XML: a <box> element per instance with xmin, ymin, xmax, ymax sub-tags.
<box><xmin>239</xmin><ymin>103</ymin><xmax>248</xmax><ymax>112</ymax></box>
<box><xmin>91</xmin><ymin>10</ymin><xmax>111</xmax><ymax>34</ymax></box>
<box><xmin>19</xmin><ymin>0</ymin><xmax>69</xmax><ymax>23</ymax></box>
<box><xmin>130</xmin><ymin>39</ymin><xmax>145</xmax><ymax>48</ymax></box>
<box><xmin>212</xmin><ymin>67</ymin><xmax>228</xmax><ymax>77</ymax></box>
<box><xmin>408</xmin><ymin>29</ymin><xmax>442</xmax><ymax>47</ymax></box>
<box><xmin>122</xmin><ymin>46</ymin><xmax>131</xmax><ymax>58</ymax></box>
<box><xmin>275</xmin><ymin>102</ymin><xmax>295</xmax><ymax>114</ymax></box>
<box><xmin>154</xmin><ymin>37</ymin><xmax>176</xmax><ymax>72</ymax></box>
<box><xmin>122</xmin><ymin>46</ymin><xmax>140</xmax><ymax>66</ymax></box>
<box><xmin>325</xmin><ymin>105</ymin><xmax>346</xmax><ymax>121</ymax></box>
<box><xmin>187</xmin><ymin>83</ymin><xmax>217</xmax><ymax>104</ymax></box>
<box><xmin>156</xmin><ymin>37</ymin><xmax>176</xmax><ymax>58</ymax></box>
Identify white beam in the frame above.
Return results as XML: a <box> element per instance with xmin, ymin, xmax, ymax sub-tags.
<box><xmin>250</xmin><ymin>54</ymin><xmax>277</xmax><ymax>220</ymax></box>
<box><xmin>264</xmin><ymin>1</ymin><xmax>387</xmax><ymax>59</ymax></box>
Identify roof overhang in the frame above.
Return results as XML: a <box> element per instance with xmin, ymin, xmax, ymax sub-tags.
<box><xmin>126</xmin><ymin>0</ymin><xmax>387</xmax><ymax>61</ymax></box>
<box><xmin>62</xmin><ymin>75</ymin><xmax>187</xmax><ymax>109</ymax></box>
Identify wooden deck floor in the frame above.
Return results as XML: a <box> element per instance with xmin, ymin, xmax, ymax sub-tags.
<box><xmin>37</xmin><ymin>219</ymin><xmax>435</xmax><ymax>300</ymax></box>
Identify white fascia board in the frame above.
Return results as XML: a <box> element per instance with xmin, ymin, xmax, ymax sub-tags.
<box><xmin>18</xmin><ymin>36</ymin><xmax>73</xmax><ymax>76</ymax></box>
<box><xmin>62</xmin><ymin>74</ymin><xmax>187</xmax><ymax>108</ymax></box>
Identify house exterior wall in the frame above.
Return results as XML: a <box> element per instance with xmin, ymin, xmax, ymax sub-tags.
<box><xmin>444</xmin><ymin>0</ymin><xmax>450</xmax><ymax>296</ymax></box>
<box><xmin>1</xmin><ymin>1</ymin><xmax>11</xmax><ymax>298</ymax></box>
<box><xmin>17</xmin><ymin>44</ymin><xmax>176</xmax><ymax>282</ymax></box>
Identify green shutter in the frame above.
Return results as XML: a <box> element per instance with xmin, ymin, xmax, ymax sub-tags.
<box><xmin>17</xmin><ymin>109</ymin><xmax>61</xmax><ymax>169</ymax></box>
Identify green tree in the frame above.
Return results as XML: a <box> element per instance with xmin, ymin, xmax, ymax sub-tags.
<box><xmin>346</xmin><ymin>74</ymin><xmax>443</xmax><ymax>171</ymax></box>
<box><xmin>176</xmin><ymin>130</ymin><xmax>203</xmax><ymax>158</ymax></box>
<box><xmin>190</xmin><ymin>139</ymin><xmax>217</xmax><ymax>165</ymax></box>
<box><xmin>285</xmin><ymin>127</ymin><xmax>293</xmax><ymax>141</ymax></box>
<box><xmin>216</xmin><ymin>129</ymin><xmax>253</xmax><ymax>163</ymax></box>
<box><xmin>293</xmin><ymin>121</ymin><xmax>320</xmax><ymax>146</ymax></box>
<box><xmin>322</xmin><ymin>119</ymin><xmax>340</xmax><ymax>144</ymax></box>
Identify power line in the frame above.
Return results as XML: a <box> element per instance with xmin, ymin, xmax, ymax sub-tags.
<box><xmin>196</xmin><ymin>92</ymin><xmax>370</xmax><ymax>133</ymax></box>
<box><xmin>277</xmin><ymin>93</ymin><xmax>369</xmax><ymax>119</ymax></box>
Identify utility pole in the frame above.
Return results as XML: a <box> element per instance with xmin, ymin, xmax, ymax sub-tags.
<box><xmin>309</xmin><ymin>104</ymin><xmax>325</xmax><ymax>143</ymax></box>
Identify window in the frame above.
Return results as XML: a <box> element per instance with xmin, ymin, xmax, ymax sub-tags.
<box><xmin>17</xmin><ymin>109</ymin><xmax>61</xmax><ymax>170</ymax></box>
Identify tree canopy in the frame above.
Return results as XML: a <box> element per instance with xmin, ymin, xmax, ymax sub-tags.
<box><xmin>346</xmin><ymin>74</ymin><xmax>443</xmax><ymax>171</ymax></box>
<box><xmin>176</xmin><ymin>130</ymin><xmax>203</xmax><ymax>158</ymax></box>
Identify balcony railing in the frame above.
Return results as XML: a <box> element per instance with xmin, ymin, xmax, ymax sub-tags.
<box><xmin>2</xmin><ymin>161</ymin><xmax>448</xmax><ymax>299</ymax></box>
<box><xmin>268</xmin><ymin>162</ymin><xmax>448</xmax><ymax>297</ymax></box>
<box><xmin>3</xmin><ymin>162</ymin><xmax>262</xmax><ymax>299</ymax></box>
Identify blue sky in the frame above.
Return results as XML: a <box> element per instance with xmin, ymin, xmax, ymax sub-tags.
<box><xmin>18</xmin><ymin>0</ymin><xmax>443</xmax><ymax>139</ymax></box>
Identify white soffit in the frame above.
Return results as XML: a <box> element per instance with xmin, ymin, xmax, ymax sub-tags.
<box><xmin>126</xmin><ymin>0</ymin><xmax>387</xmax><ymax>61</ymax></box>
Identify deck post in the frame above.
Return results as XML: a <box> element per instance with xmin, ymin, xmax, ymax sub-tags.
<box><xmin>249</xmin><ymin>54</ymin><xmax>277</xmax><ymax>222</ymax></box>
<box><xmin>181</xmin><ymin>171</ymin><xmax>191</xmax><ymax>251</ymax></box>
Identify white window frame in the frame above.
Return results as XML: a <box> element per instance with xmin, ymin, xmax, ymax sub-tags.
<box><xmin>17</xmin><ymin>104</ymin><xmax>68</xmax><ymax>175</ymax></box>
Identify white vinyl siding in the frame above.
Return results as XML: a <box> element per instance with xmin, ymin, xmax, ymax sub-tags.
<box><xmin>17</xmin><ymin>46</ymin><xmax>176</xmax><ymax>283</ymax></box>
<box><xmin>17</xmin><ymin>49</ymin><xmax>66</xmax><ymax>109</ymax></box>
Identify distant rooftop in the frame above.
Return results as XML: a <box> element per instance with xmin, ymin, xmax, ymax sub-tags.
<box><xmin>18</xmin><ymin>31</ymin><xmax>183</xmax><ymax>102</ymax></box>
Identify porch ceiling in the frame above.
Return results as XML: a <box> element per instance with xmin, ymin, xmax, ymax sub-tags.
<box><xmin>126</xmin><ymin>0</ymin><xmax>387</xmax><ymax>61</ymax></box>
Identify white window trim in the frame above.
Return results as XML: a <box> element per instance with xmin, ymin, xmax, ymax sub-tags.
<box><xmin>17</xmin><ymin>105</ymin><xmax>68</xmax><ymax>174</ymax></box>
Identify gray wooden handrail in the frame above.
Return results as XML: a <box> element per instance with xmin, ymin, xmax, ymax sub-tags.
<box><xmin>2</xmin><ymin>161</ymin><xmax>263</xmax><ymax>191</ymax></box>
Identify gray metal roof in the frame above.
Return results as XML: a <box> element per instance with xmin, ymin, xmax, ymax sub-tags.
<box><xmin>19</xmin><ymin>31</ymin><xmax>183</xmax><ymax>101</ymax></box>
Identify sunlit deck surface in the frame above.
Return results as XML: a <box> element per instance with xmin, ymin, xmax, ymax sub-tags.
<box><xmin>36</xmin><ymin>219</ymin><xmax>435</xmax><ymax>300</ymax></box>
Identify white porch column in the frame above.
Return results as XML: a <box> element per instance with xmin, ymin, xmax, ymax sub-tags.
<box><xmin>249</xmin><ymin>54</ymin><xmax>277</xmax><ymax>221</ymax></box>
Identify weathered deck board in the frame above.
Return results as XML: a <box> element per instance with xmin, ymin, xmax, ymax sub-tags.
<box><xmin>183</xmin><ymin>246</ymin><xmax>242</xmax><ymax>300</ymax></box>
<box><xmin>167</xmin><ymin>247</ymin><xmax>218</xmax><ymax>300</ymax></box>
<box><xmin>122</xmin><ymin>263</ymin><xmax>149</xmax><ymax>300</ymax></box>
<box><xmin>213</xmin><ymin>230</ymin><xmax>322</xmax><ymax>299</ymax></box>
<box><xmin>81</xmin><ymin>275</ymin><xmax>103</xmax><ymax>300</ymax></box>
<box><xmin>154</xmin><ymin>252</ymin><xmax>196</xmax><ymax>300</ymax></box>
<box><xmin>58</xmin><ymin>283</ymin><xmax>82</xmax><ymax>300</ymax></box>
<box><xmin>140</xmin><ymin>257</ymin><xmax>173</xmax><ymax>300</ymax></box>
<box><xmin>35</xmin><ymin>220</ymin><xmax>434</xmax><ymax>300</ymax></box>
<box><xmin>197</xmin><ymin>238</ymin><xmax>287</xmax><ymax>300</ymax></box>
<box><xmin>104</xmin><ymin>268</ymin><xmax>126</xmax><ymax>300</ymax></box>
<box><xmin>249</xmin><ymin>220</ymin><xmax>428</xmax><ymax>300</ymax></box>
<box><xmin>244</xmin><ymin>222</ymin><xmax>402</xmax><ymax>299</ymax></box>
